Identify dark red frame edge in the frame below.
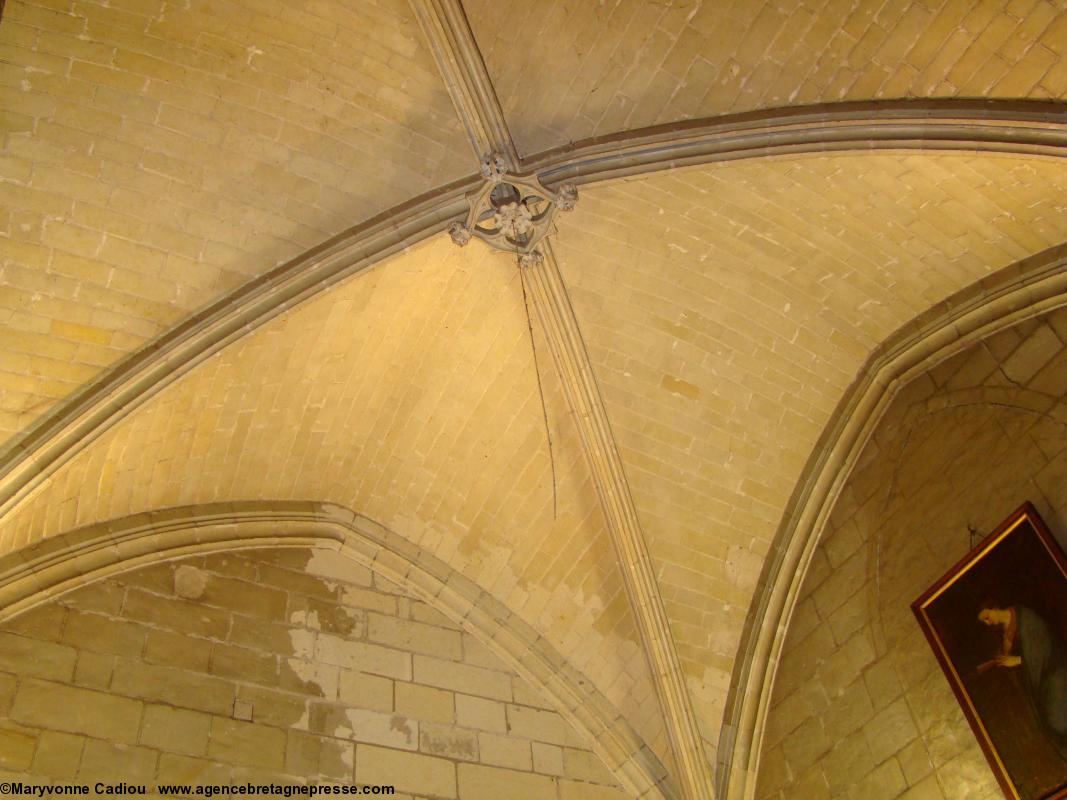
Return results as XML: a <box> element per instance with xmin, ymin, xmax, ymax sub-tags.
<box><xmin>910</xmin><ymin>501</ymin><xmax>1067</xmax><ymax>800</ymax></box>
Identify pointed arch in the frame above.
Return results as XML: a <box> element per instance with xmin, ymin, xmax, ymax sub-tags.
<box><xmin>0</xmin><ymin>499</ymin><xmax>677</xmax><ymax>800</ymax></box>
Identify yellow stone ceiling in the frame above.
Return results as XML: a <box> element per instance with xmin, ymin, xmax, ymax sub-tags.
<box><xmin>552</xmin><ymin>152</ymin><xmax>1067</xmax><ymax>745</ymax></box>
<box><xmin>0</xmin><ymin>235</ymin><xmax>672</xmax><ymax>768</ymax></box>
<box><xmin>466</xmin><ymin>0</ymin><xmax>1067</xmax><ymax>155</ymax></box>
<box><xmin>2</xmin><ymin>0</ymin><xmax>1067</xmax><ymax>796</ymax></box>
<box><xmin>0</xmin><ymin>0</ymin><xmax>470</xmax><ymax>439</ymax></box>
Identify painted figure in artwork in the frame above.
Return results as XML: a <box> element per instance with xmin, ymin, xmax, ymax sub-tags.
<box><xmin>978</xmin><ymin>602</ymin><xmax>1067</xmax><ymax>759</ymax></box>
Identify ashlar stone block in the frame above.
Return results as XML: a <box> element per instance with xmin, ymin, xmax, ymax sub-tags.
<box><xmin>355</xmin><ymin>744</ymin><xmax>456</xmax><ymax>799</ymax></box>
<box><xmin>457</xmin><ymin>763</ymin><xmax>556</xmax><ymax>800</ymax></box>
<box><xmin>395</xmin><ymin>682</ymin><xmax>452</xmax><ymax>723</ymax></box>
<box><xmin>12</xmin><ymin>679</ymin><xmax>141</xmax><ymax>743</ymax></box>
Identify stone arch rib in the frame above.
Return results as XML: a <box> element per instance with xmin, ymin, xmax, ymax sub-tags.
<box><xmin>2</xmin><ymin>101</ymin><xmax>1066</xmax><ymax>526</ymax></box>
<box><xmin>2</xmin><ymin>99</ymin><xmax>1067</xmax><ymax>800</ymax></box>
<box><xmin>529</xmin><ymin>99</ymin><xmax>1067</xmax><ymax>187</ymax></box>
<box><xmin>716</xmin><ymin>243</ymin><xmax>1067</xmax><ymax>800</ymax></box>
<box><xmin>0</xmin><ymin>500</ymin><xmax>677</xmax><ymax>800</ymax></box>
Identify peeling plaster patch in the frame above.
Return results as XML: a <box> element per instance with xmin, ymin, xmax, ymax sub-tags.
<box><xmin>390</xmin><ymin>715</ymin><xmax>415</xmax><ymax>741</ymax></box>
<box><xmin>303</xmin><ymin>549</ymin><xmax>349</xmax><ymax>588</ymax></box>
<box><xmin>294</xmin><ymin>707</ymin><xmax>310</xmax><ymax>733</ymax></box>
<box><xmin>289</xmin><ymin>628</ymin><xmax>317</xmax><ymax>659</ymax></box>
<box><xmin>286</xmin><ymin>625</ymin><xmax>335</xmax><ymax>710</ymax></box>
<box><xmin>420</xmin><ymin>725</ymin><xmax>478</xmax><ymax>760</ymax></box>
<box><xmin>343</xmin><ymin>709</ymin><xmax>417</xmax><ymax>749</ymax></box>
<box><xmin>291</xmin><ymin>609</ymin><xmax>320</xmax><ymax>629</ymax></box>
<box><xmin>724</xmin><ymin>544</ymin><xmax>761</xmax><ymax>590</ymax></box>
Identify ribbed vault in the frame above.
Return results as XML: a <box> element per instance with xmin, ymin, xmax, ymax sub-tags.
<box><xmin>3</xmin><ymin>1</ymin><xmax>1067</xmax><ymax>798</ymax></box>
<box><xmin>466</xmin><ymin>0</ymin><xmax>1066</xmax><ymax>155</ymax></box>
<box><xmin>0</xmin><ymin>0</ymin><xmax>470</xmax><ymax>439</ymax></box>
<box><xmin>0</xmin><ymin>235</ymin><xmax>672</xmax><ymax>770</ymax></box>
<box><xmin>552</xmin><ymin>150</ymin><xmax>1067</xmax><ymax>756</ymax></box>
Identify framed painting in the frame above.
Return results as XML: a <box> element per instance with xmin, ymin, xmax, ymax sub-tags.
<box><xmin>912</xmin><ymin>502</ymin><xmax>1067</xmax><ymax>800</ymax></box>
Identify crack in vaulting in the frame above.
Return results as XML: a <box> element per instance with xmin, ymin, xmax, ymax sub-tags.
<box><xmin>3</xmin><ymin>102</ymin><xmax>1063</xmax><ymax>521</ymax></box>
<box><xmin>408</xmin><ymin>2</ymin><xmax>714</xmax><ymax>797</ymax></box>
<box><xmin>3</xmin><ymin>9</ymin><xmax>1067</xmax><ymax>796</ymax></box>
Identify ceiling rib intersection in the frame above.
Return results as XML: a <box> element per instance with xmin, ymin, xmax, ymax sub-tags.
<box><xmin>409</xmin><ymin>2</ymin><xmax>713</xmax><ymax>798</ymax></box>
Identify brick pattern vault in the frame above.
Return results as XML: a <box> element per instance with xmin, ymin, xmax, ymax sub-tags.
<box><xmin>2</xmin><ymin>1</ymin><xmax>1067</xmax><ymax>799</ymax></box>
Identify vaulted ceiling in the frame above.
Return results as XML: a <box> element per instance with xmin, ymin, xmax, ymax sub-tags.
<box><xmin>2</xmin><ymin>1</ymin><xmax>1066</xmax><ymax>799</ymax></box>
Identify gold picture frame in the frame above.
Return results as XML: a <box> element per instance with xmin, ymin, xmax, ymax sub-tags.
<box><xmin>912</xmin><ymin>502</ymin><xmax>1067</xmax><ymax>800</ymax></box>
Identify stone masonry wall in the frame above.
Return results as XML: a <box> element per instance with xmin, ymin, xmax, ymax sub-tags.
<box><xmin>0</xmin><ymin>547</ymin><xmax>631</xmax><ymax>800</ymax></box>
<box><xmin>756</xmin><ymin>307</ymin><xmax>1067</xmax><ymax>800</ymax></box>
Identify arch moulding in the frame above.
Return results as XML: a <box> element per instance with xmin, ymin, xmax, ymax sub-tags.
<box><xmin>1</xmin><ymin>100</ymin><xmax>1065</xmax><ymax>525</ymax></box>
<box><xmin>716</xmin><ymin>244</ymin><xmax>1067</xmax><ymax>799</ymax></box>
<box><xmin>0</xmin><ymin>100</ymin><xmax>1066</xmax><ymax>800</ymax></box>
<box><xmin>0</xmin><ymin>500</ymin><xmax>677</xmax><ymax>800</ymax></box>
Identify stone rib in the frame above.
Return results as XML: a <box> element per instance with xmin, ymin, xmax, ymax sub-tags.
<box><xmin>523</xmin><ymin>244</ymin><xmax>715</xmax><ymax>800</ymax></box>
<box><xmin>410</xmin><ymin>0</ymin><xmax>519</xmax><ymax>167</ymax></box>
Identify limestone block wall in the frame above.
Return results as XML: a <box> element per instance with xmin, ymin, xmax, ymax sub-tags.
<box><xmin>0</xmin><ymin>547</ymin><xmax>630</xmax><ymax>800</ymax></box>
<box><xmin>756</xmin><ymin>307</ymin><xmax>1067</xmax><ymax>800</ymax></box>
